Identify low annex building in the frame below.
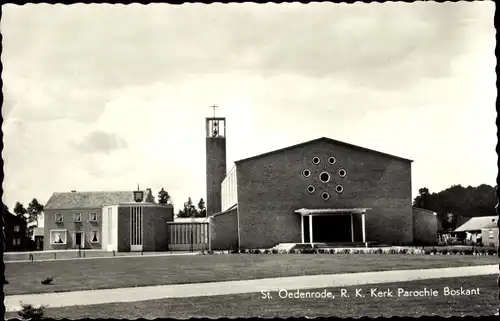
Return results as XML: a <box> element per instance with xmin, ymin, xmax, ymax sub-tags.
<box><xmin>43</xmin><ymin>189</ymin><xmax>174</xmax><ymax>252</ymax></box>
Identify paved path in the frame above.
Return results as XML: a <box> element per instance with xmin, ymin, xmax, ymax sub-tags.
<box><xmin>5</xmin><ymin>264</ymin><xmax>497</xmax><ymax>312</ymax></box>
<box><xmin>5</xmin><ymin>251</ymin><xmax>201</xmax><ymax>264</ymax></box>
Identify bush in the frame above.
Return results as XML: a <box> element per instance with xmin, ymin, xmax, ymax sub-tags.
<box><xmin>41</xmin><ymin>277</ymin><xmax>53</xmax><ymax>285</ymax></box>
<box><xmin>489</xmin><ymin>243</ymin><xmax>496</xmax><ymax>248</ymax></box>
<box><xmin>341</xmin><ymin>249</ymin><xmax>351</xmax><ymax>254</ymax></box>
<box><xmin>488</xmin><ymin>249</ymin><xmax>497</xmax><ymax>255</ymax></box>
<box><xmin>441</xmin><ymin>249</ymin><xmax>448</xmax><ymax>255</ymax></box>
<box><xmin>17</xmin><ymin>303</ymin><xmax>46</xmax><ymax>320</ymax></box>
<box><xmin>387</xmin><ymin>249</ymin><xmax>397</xmax><ymax>254</ymax></box>
<box><xmin>271</xmin><ymin>249</ymin><xmax>278</xmax><ymax>254</ymax></box>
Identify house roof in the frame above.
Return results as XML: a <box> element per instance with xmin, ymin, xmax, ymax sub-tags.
<box><xmin>454</xmin><ymin>216</ymin><xmax>498</xmax><ymax>232</ymax></box>
<box><xmin>3</xmin><ymin>212</ymin><xmax>27</xmax><ymax>225</ymax></box>
<box><xmin>33</xmin><ymin>227</ymin><xmax>44</xmax><ymax>237</ymax></box>
<box><xmin>234</xmin><ymin>137</ymin><xmax>413</xmax><ymax>165</ymax></box>
<box><xmin>45</xmin><ymin>190</ymin><xmax>154</xmax><ymax>210</ymax></box>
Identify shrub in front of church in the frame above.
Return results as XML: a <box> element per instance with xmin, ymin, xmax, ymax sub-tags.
<box><xmin>17</xmin><ymin>303</ymin><xmax>46</xmax><ymax>321</ymax></box>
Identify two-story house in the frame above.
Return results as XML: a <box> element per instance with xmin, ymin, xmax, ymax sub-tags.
<box><xmin>43</xmin><ymin>189</ymin><xmax>157</xmax><ymax>250</ymax></box>
<box><xmin>3</xmin><ymin>204</ymin><xmax>30</xmax><ymax>251</ymax></box>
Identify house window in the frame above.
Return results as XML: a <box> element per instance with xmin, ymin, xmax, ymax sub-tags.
<box><xmin>89</xmin><ymin>212</ymin><xmax>98</xmax><ymax>222</ymax></box>
<box><xmin>489</xmin><ymin>230</ymin><xmax>494</xmax><ymax>239</ymax></box>
<box><xmin>12</xmin><ymin>238</ymin><xmax>21</xmax><ymax>246</ymax></box>
<box><xmin>73</xmin><ymin>213</ymin><xmax>82</xmax><ymax>223</ymax></box>
<box><xmin>13</xmin><ymin>225</ymin><xmax>20</xmax><ymax>232</ymax></box>
<box><xmin>55</xmin><ymin>213</ymin><xmax>64</xmax><ymax>223</ymax></box>
<box><xmin>50</xmin><ymin>229</ymin><xmax>67</xmax><ymax>245</ymax></box>
<box><xmin>90</xmin><ymin>229</ymin><xmax>99</xmax><ymax>243</ymax></box>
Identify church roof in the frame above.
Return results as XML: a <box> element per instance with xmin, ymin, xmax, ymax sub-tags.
<box><xmin>454</xmin><ymin>216</ymin><xmax>498</xmax><ymax>232</ymax></box>
<box><xmin>234</xmin><ymin>137</ymin><xmax>413</xmax><ymax>165</ymax></box>
<box><xmin>45</xmin><ymin>190</ymin><xmax>154</xmax><ymax>210</ymax></box>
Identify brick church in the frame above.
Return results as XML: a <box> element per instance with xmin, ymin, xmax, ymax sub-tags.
<box><xmin>206</xmin><ymin>116</ymin><xmax>437</xmax><ymax>250</ymax></box>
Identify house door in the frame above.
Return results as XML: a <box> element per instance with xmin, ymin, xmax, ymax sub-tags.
<box><xmin>130</xmin><ymin>206</ymin><xmax>143</xmax><ymax>251</ymax></box>
<box><xmin>75</xmin><ymin>232</ymin><xmax>84</xmax><ymax>249</ymax></box>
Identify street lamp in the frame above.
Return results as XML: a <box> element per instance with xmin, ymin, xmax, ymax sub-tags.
<box><xmin>133</xmin><ymin>184</ymin><xmax>144</xmax><ymax>203</ymax></box>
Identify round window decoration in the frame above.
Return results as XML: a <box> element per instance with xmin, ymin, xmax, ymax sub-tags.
<box><xmin>338</xmin><ymin>169</ymin><xmax>347</xmax><ymax>177</ymax></box>
<box><xmin>319</xmin><ymin>172</ymin><xmax>331</xmax><ymax>183</ymax></box>
<box><xmin>328</xmin><ymin>157</ymin><xmax>336</xmax><ymax>165</ymax></box>
<box><xmin>312</xmin><ymin>157</ymin><xmax>321</xmax><ymax>165</ymax></box>
<box><xmin>302</xmin><ymin>169</ymin><xmax>311</xmax><ymax>178</ymax></box>
<box><xmin>321</xmin><ymin>192</ymin><xmax>330</xmax><ymax>200</ymax></box>
<box><xmin>335</xmin><ymin>185</ymin><xmax>344</xmax><ymax>194</ymax></box>
<box><xmin>307</xmin><ymin>185</ymin><xmax>316</xmax><ymax>194</ymax></box>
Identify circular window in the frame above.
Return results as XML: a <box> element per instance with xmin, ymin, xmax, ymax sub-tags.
<box><xmin>335</xmin><ymin>185</ymin><xmax>344</xmax><ymax>194</ymax></box>
<box><xmin>312</xmin><ymin>157</ymin><xmax>321</xmax><ymax>165</ymax></box>
<box><xmin>302</xmin><ymin>169</ymin><xmax>311</xmax><ymax>178</ymax></box>
<box><xmin>319</xmin><ymin>172</ymin><xmax>331</xmax><ymax>183</ymax></box>
<box><xmin>328</xmin><ymin>157</ymin><xmax>336</xmax><ymax>164</ymax></box>
<box><xmin>307</xmin><ymin>185</ymin><xmax>316</xmax><ymax>194</ymax></box>
<box><xmin>338</xmin><ymin>169</ymin><xmax>347</xmax><ymax>177</ymax></box>
<box><xmin>321</xmin><ymin>192</ymin><xmax>330</xmax><ymax>200</ymax></box>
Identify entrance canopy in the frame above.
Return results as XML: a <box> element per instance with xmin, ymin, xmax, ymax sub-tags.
<box><xmin>295</xmin><ymin>208</ymin><xmax>372</xmax><ymax>246</ymax></box>
<box><xmin>294</xmin><ymin>208</ymin><xmax>371</xmax><ymax>216</ymax></box>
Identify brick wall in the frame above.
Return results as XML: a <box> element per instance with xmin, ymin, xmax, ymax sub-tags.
<box><xmin>412</xmin><ymin>208</ymin><xmax>438</xmax><ymax>245</ymax></box>
<box><xmin>117</xmin><ymin>204</ymin><xmax>174</xmax><ymax>252</ymax></box>
<box><xmin>236</xmin><ymin>139</ymin><xmax>413</xmax><ymax>249</ymax></box>
<box><xmin>206</xmin><ymin>137</ymin><xmax>227</xmax><ymax>216</ymax></box>
<box><xmin>44</xmin><ymin>208</ymin><xmax>102</xmax><ymax>250</ymax></box>
<box><xmin>209</xmin><ymin>207</ymin><xmax>238</xmax><ymax>250</ymax></box>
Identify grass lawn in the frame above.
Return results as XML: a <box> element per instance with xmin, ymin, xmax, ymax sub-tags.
<box><xmin>5</xmin><ymin>275</ymin><xmax>497</xmax><ymax>318</ymax></box>
<box><xmin>4</xmin><ymin>254</ymin><xmax>498</xmax><ymax>295</ymax></box>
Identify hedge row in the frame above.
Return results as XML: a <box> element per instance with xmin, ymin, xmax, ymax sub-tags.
<box><xmin>202</xmin><ymin>247</ymin><xmax>498</xmax><ymax>256</ymax></box>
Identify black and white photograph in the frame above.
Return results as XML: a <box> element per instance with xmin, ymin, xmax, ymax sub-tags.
<box><xmin>1</xmin><ymin>1</ymin><xmax>497</xmax><ymax>318</ymax></box>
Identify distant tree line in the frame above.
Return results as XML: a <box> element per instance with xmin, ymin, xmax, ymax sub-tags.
<box><xmin>413</xmin><ymin>184</ymin><xmax>497</xmax><ymax>230</ymax></box>
<box><xmin>156</xmin><ymin>188</ymin><xmax>207</xmax><ymax>218</ymax></box>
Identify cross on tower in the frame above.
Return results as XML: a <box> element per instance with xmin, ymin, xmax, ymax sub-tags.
<box><xmin>210</xmin><ymin>104</ymin><xmax>218</xmax><ymax>119</ymax></box>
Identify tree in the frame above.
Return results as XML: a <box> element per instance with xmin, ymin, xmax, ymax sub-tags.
<box><xmin>157</xmin><ymin>188</ymin><xmax>172</xmax><ymax>205</ymax></box>
<box><xmin>13</xmin><ymin>202</ymin><xmax>27</xmax><ymax>222</ymax></box>
<box><xmin>197</xmin><ymin>198</ymin><xmax>206</xmax><ymax>217</ymax></box>
<box><xmin>413</xmin><ymin>184</ymin><xmax>497</xmax><ymax>231</ymax></box>
<box><xmin>27</xmin><ymin>199</ymin><xmax>44</xmax><ymax>238</ymax></box>
<box><xmin>412</xmin><ymin>187</ymin><xmax>430</xmax><ymax>208</ymax></box>
<box><xmin>177</xmin><ymin>197</ymin><xmax>199</xmax><ymax>218</ymax></box>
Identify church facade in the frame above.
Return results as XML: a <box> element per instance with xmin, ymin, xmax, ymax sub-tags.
<box><xmin>206</xmin><ymin>117</ymin><xmax>437</xmax><ymax>250</ymax></box>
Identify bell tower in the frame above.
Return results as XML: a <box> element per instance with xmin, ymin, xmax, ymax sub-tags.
<box><xmin>206</xmin><ymin>105</ymin><xmax>227</xmax><ymax>216</ymax></box>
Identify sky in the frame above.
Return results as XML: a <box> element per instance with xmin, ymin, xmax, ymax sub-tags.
<box><xmin>1</xmin><ymin>2</ymin><xmax>497</xmax><ymax>216</ymax></box>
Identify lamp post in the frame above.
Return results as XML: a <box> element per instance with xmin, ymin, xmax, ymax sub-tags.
<box><xmin>133</xmin><ymin>184</ymin><xmax>144</xmax><ymax>203</ymax></box>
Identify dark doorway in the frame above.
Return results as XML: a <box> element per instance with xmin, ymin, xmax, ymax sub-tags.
<box><xmin>303</xmin><ymin>217</ymin><xmax>310</xmax><ymax>243</ymax></box>
<box><xmin>313</xmin><ymin>215</ymin><xmax>352</xmax><ymax>243</ymax></box>
<box><xmin>75</xmin><ymin>232</ymin><xmax>83</xmax><ymax>248</ymax></box>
